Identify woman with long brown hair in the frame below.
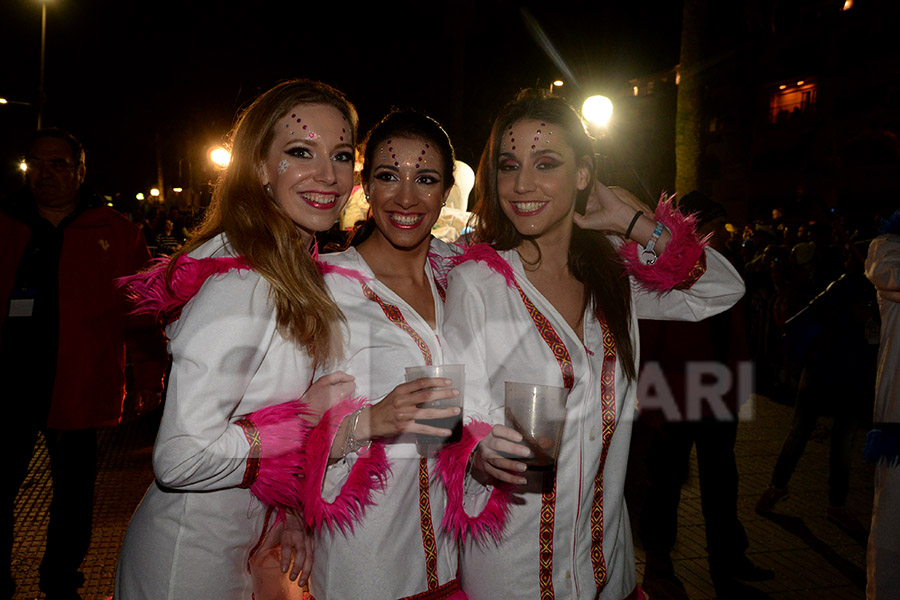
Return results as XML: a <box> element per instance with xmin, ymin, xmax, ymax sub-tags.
<box><xmin>115</xmin><ymin>79</ymin><xmax>375</xmax><ymax>599</ymax></box>
<box><xmin>436</xmin><ymin>89</ymin><xmax>745</xmax><ymax>599</ymax></box>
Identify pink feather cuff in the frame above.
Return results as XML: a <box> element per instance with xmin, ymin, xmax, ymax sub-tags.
<box><xmin>435</xmin><ymin>420</ymin><xmax>514</xmax><ymax>544</ymax></box>
<box><xmin>117</xmin><ymin>254</ymin><xmax>251</xmax><ymax>324</ymax></box>
<box><xmin>296</xmin><ymin>397</ymin><xmax>391</xmax><ymax>534</ymax></box>
<box><xmin>618</xmin><ymin>196</ymin><xmax>708</xmax><ymax>292</ymax></box>
<box><xmin>235</xmin><ymin>400</ymin><xmax>314</xmax><ymax>511</ymax></box>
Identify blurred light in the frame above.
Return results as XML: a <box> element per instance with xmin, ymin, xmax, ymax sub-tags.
<box><xmin>796</xmin><ymin>80</ymin><xmax>805</xmax><ymax>86</ymax></box>
<box><xmin>172</xmin><ymin>187</ymin><xmax>183</xmax><ymax>193</ymax></box>
<box><xmin>842</xmin><ymin>0</ymin><xmax>853</xmax><ymax>10</ymax></box>
<box><xmin>107</xmin><ymin>202</ymin><xmax>114</xmax><ymax>207</ymax></box>
<box><xmin>19</xmin><ymin>160</ymin><xmax>28</xmax><ymax>173</ymax></box>
<box><xmin>209</xmin><ymin>146</ymin><xmax>232</xmax><ymax>169</ymax></box>
<box><xmin>150</xmin><ymin>188</ymin><xmax>160</xmax><ymax>197</ymax></box>
<box><xmin>632</xmin><ymin>86</ymin><xmax>639</xmax><ymax>96</ymax></box>
<box><xmin>552</xmin><ymin>80</ymin><xmax>564</xmax><ymax>88</ymax></box>
<box><xmin>582</xmin><ymin>95</ymin><xmax>614</xmax><ymax>129</ymax></box>
<box><xmin>136</xmin><ymin>192</ymin><xmax>145</xmax><ymax>201</ymax></box>
<box><xmin>779</xmin><ymin>84</ymin><xmax>787</xmax><ymax>90</ymax></box>
<box><xmin>0</xmin><ymin>98</ymin><xmax>8</xmax><ymax>104</ymax></box>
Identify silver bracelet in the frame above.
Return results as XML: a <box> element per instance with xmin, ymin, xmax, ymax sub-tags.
<box><xmin>344</xmin><ymin>407</ymin><xmax>372</xmax><ymax>456</ymax></box>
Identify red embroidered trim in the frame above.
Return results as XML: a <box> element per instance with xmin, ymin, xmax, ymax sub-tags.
<box><xmin>512</xmin><ymin>280</ymin><xmax>575</xmax><ymax>389</ymax></box>
<box><xmin>505</xmin><ymin>267</ymin><xmax>576</xmax><ymax>597</ymax></box>
<box><xmin>418</xmin><ymin>457</ymin><xmax>440</xmax><ymax>589</ymax></box>
<box><xmin>359</xmin><ymin>281</ymin><xmax>442</xmax><ymax>590</ymax></box>
<box><xmin>236</xmin><ymin>418</ymin><xmax>262</xmax><ymax>488</ymax></box>
<box><xmin>674</xmin><ymin>252</ymin><xmax>707</xmax><ymax>290</ymax></box>
<box><xmin>361</xmin><ymin>282</ymin><xmax>433</xmax><ymax>365</ymax></box>
<box><xmin>539</xmin><ymin>479</ymin><xmax>558</xmax><ymax>600</ymax></box>
<box><xmin>590</xmin><ymin>311</ymin><xmax>618</xmax><ymax>590</ymax></box>
<box><xmin>402</xmin><ymin>577</ymin><xmax>462</xmax><ymax>600</ymax></box>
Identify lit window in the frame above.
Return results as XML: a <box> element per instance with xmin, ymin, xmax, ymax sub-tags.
<box><xmin>769</xmin><ymin>79</ymin><xmax>817</xmax><ymax>123</ymax></box>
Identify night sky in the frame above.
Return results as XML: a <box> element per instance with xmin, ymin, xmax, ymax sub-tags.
<box><xmin>0</xmin><ymin>0</ymin><xmax>683</xmax><ymax>199</ymax></box>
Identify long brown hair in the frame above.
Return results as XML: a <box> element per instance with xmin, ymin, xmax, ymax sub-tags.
<box><xmin>471</xmin><ymin>88</ymin><xmax>636</xmax><ymax>381</ymax></box>
<box><xmin>173</xmin><ymin>79</ymin><xmax>358</xmax><ymax>367</ymax></box>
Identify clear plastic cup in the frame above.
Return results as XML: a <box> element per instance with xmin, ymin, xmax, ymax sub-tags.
<box><xmin>404</xmin><ymin>364</ymin><xmax>465</xmax><ymax>457</ymax></box>
<box><xmin>504</xmin><ymin>382</ymin><xmax>569</xmax><ymax>470</ymax></box>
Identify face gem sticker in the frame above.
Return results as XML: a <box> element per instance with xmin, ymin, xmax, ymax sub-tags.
<box><xmin>277</xmin><ymin>159</ymin><xmax>289</xmax><ymax>174</ymax></box>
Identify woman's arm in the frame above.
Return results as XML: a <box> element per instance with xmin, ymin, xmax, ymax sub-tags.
<box><xmin>152</xmin><ymin>269</ymin><xmax>295</xmax><ymax>492</ymax></box>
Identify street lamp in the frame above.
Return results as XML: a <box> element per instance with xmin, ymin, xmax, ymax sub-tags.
<box><xmin>550</xmin><ymin>80</ymin><xmax>564</xmax><ymax>94</ymax></box>
<box><xmin>209</xmin><ymin>146</ymin><xmax>231</xmax><ymax>169</ymax></box>
<box><xmin>582</xmin><ymin>95</ymin><xmax>614</xmax><ymax>131</ymax></box>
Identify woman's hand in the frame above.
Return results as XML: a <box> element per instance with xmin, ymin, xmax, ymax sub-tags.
<box><xmin>574</xmin><ymin>183</ymin><xmax>652</xmax><ymax>235</ymax></box>
<box><xmin>359</xmin><ymin>377</ymin><xmax>461</xmax><ymax>440</ymax></box>
<box><xmin>472</xmin><ymin>424</ymin><xmax>531</xmax><ymax>486</ymax></box>
<box><xmin>301</xmin><ymin>371</ymin><xmax>356</xmax><ymax>414</ymax></box>
<box><xmin>278</xmin><ymin>510</ymin><xmax>314</xmax><ymax>585</ymax></box>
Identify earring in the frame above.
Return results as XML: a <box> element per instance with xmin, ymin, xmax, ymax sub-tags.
<box><xmin>441</xmin><ymin>201</ymin><xmax>446</xmax><ymax>207</ymax></box>
<box><xmin>365</xmin><ymin>194</ymin><xmax>370</xmax><ymax>201</ymax></box>
<box><xmin>264</xmin><ymin>184</ymin><xmax>273</xmax><ymax>196</ymax></box>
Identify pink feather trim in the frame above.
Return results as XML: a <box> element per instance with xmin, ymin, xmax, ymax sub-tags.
<box><xmin>117</xmin><ymin>254</ymin><xmax>251</xmax><ymax>323</ymax></box>
<box><xmin>449</xmin><ymin>243</ymin><xmax>517</xmax><ymax>288</ymax></box>
<box><xmin>317</xmin><ymin>261</ymin><xmax>371</xmax><ymax>283</ymax></box>
<box><xmin>297</xmin><ymin>397</ymin><xmax>391</xmax><ymax>533</ymax></box>
<box><xmin>618</xmin><ymin>195</ymin><xmax>708</xmax><ymax>293</ymax></box>
<box><xmin>435</xmin><ymin>420</ymin><xmax>514</xmax><ymax>544</ymax></box>
<box><xmin>447</xmin><ymin>589</ymin><xmax>470</xmax><ymax>599</ymax></box>
<box><xmin>242</xmin><ymin>400</ymin><xmax>315</xmax><ymax>511</ymax></box>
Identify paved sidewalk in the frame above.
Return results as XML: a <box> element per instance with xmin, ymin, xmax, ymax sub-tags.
<box><xmin>9</xmin><ymin>396</ymin><xmax>872</xmax><ymax>599</ymax></box>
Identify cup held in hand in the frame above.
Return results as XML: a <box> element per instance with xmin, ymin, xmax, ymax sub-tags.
<box><xmin>504</xmin><ymin>382</ymin><xmax>569</xmax><ymax>470</ymax></box>
<box><xmin>405</xmin><ymin>364</ymin><xmax>465</xmax><ymax>457</ymax></box>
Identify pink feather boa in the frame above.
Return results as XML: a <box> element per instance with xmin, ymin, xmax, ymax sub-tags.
<box><xmin>618</xmin><ymin>196</ymin><xmax>708</xmax><ymax>292</ymax></box>
<box><xmin>240</xmin><ymin>399</ymin><xmax>315</xmax><ymax>511</ymax></box>
<box><xmin>449</xmin><ymin>243</ymin><xmax>517</xmax><ymax>287</ymax></box>
<box><xmin>296</xmin><ymin>397</ymin><xmax>391</xmax><ymax>533</ymax></box>
<box><xmin>435</xmin><ymin>420</ymin><xmax>514</xmax><ymax>544</ymax></box>
<box><xmin>317</xmin><ymin>261</ymin><xmax>371</xmax><ymax>284</ymax></box>
<box><xmin>117</xmin><ymin>254</ymin><xmax>251</xmax><ymax>323</ymax></box>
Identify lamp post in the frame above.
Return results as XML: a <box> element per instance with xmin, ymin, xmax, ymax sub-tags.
<box><xmin>550</xmin><ymin>80</ymin><xmax>564</xmax><ymax>95</ymax></box>
<box><xmin>37</xmin><ymin>0</ymin><xmax>48</xmax><ymax>129</ymax></box>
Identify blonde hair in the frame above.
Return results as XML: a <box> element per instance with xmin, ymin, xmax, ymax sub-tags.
<box><xmin>174</xmin><ymin>79</ymin><xmax>358</xmax><ymax>367</ymax></box>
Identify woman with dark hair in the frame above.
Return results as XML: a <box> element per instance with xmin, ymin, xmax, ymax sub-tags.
<box><xmin>436</xmin><ymin>89</ymin><xmax>745</xmax><ymax>599</ymax></box>
<box><xmin>301</xmin><ymin>109</ymin><xmax>466</xmax><ymax>598</ymax></box>
<box><xmin>115</xmin><ymin>79</ymin><xmax>369</xmax><ymax>599</ymax></box>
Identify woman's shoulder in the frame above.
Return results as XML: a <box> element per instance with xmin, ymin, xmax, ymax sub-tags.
<box><xmin>448</xmin><ymin>244</ymin><xmax>516</xmax><ymax>284</ymax></box>
<box><xmin>186</xmin><ymin>233</ymin><xmax>238</xmax><ymax>260</ymax></box>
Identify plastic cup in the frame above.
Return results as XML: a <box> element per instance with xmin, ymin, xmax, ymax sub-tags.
<box><xmin>504</xmin><ymin>382</ymin><xmax>569</xmax><ymax>470</ymax></box>
<box><xmin>404</xmin><ymin>364</ymin><xmax>465</xmax><ymax>457</ymax></box>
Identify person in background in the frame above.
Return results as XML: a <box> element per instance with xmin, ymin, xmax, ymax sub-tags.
<box><xmin>636</xmin><ymin>191</ymin><xmax>773</xmax><ymax>599</ymax></box>
<box><xmin>864</xmin><ymin>209</ymin><xmax>900</xmax><ymax>600</ymax></box>
<box><xmin>0</xmin><ymin>128</ymin><xmax>167</xmax><ymax>599</ymax></box>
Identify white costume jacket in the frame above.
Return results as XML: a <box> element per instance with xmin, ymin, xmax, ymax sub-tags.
<box><xmin>116</xmin><ymin>235</ymin><xmax>317</xmax><ymax>599</ymax></box>
<box><xmin>307</xmin><ymin>239</ymin><xmax>464</xmax><ymax>600</ymax></box>
<box><xmin>437</xmin><ymin>210</ymin><xmax>745</xmax><ymax>600</ymax></box>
